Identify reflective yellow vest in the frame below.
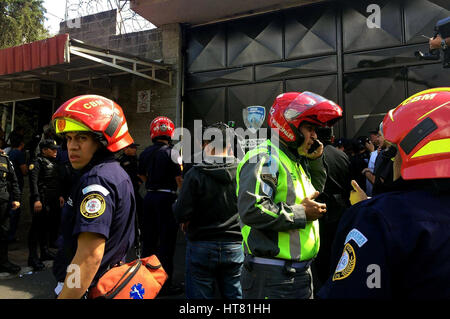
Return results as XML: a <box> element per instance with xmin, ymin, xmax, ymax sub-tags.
<box><xmin>237</xmin><ymin>139</ymin><xmax>320</xmax><ymax>261</ymax></box>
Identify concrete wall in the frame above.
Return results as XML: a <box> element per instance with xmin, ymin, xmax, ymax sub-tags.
<box><xmin>58</xmin><ymin>10</ymin><xmax>181</xmax><ymax>150</ymax></box>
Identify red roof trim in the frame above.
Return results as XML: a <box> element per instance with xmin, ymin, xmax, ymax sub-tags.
<box><xmin>0</xmin><ymin>34</ymin><xmax>69</xmax><ymax>76</ymax></box>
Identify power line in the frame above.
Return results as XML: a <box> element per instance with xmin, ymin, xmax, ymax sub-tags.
<box><xmin>46</xmin><ymin>11</ymin><xmax>65</xmax><ymax>22</ymax></box>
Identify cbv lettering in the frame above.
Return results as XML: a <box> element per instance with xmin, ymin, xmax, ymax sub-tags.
<box><xmin>83</xmin><ymin>99</ymin><xmax>105</xmax><ymax>109</ymax></box>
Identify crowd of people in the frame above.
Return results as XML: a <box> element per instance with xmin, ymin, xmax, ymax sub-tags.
<box><xmin>0</xmin><ymin>86</ymin><xmax>448</xmax><ymax>299</ymax></box>
<box><xmin>0</xmin><ymin>124</ymin><xmax>69</xmax><ymax>274</ymax></box>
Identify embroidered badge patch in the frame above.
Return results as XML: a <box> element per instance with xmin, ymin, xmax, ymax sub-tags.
<box><xmin>80</xmin><ymin>194</ymin><xmax>106</xmax><ymax>219</ymax></box>
<box><xmin>332</xmin><ymin>243</ymin><xmax>356</xmax><ymax>281</ymax></box>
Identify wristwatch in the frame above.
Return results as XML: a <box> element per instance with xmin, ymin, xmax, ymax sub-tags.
<box><xmin>441</xmin><ymin>38</ymin><xmax>448</xmax><ymax>50</ymax></box>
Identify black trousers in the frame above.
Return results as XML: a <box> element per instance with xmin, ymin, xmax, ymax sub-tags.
<box><xmin>241</xmin><ymin>261</ymin><xmax>313</xmax><ymax>299</ymax></box>
<box><xmin>0</xmin><ymin>200</ymin><xmax>10</xmax><ymax>264</ymax></box>
<box><xmin>142</xmin><ymin>191</ymin><xmax>178</xmax><ymax>283</ymax></box>
<box><xmin>28</xmin><ymin>198</ymin><xmax>60</xmax><ymax>258</ymax></box>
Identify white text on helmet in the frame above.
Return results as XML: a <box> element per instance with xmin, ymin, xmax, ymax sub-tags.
<box><xmin>271</xmin><ymin>118</ymin><xmax>294</xmax><ymax>140</ymax></box>
<box><xmin>83</xmin><ymin>99</ymin><xmax>105</xmax><ymax>109</ymax></box>
<box><xmin>404</xmin><ymin>93</ymin><xmax>437</xmax><ymax>105</ymax></box>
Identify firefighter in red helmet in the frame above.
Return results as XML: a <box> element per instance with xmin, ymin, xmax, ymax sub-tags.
<box><xmin>138</xmin><ymin>116</ymin><xmax>183</xmax><ymax>296</ymax></box>
<box><xmin>319</xmin><ymin>88</ymin><xmax>450</xmax><ymax>298</ymax></box>
<box><xmin>236</xmin><ymin>91</ymin><xmax>343</xmax><ymax>299</ymax></box>
<box><xmin>51</xmin><ymin>95</ymin><xmax>136</xmax><ymax>298</ymax></box>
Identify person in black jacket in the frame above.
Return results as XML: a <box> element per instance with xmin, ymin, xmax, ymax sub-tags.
<box><xmin>138</xmin><ymin>116</ymin><xmax>183</xmax><ymax>296</ymax></box>
<box><xmin>28</xmin><ymin>139</ymin><xmax>64</xmax><ymax>270</ymax></box>
<box><xmin>118</xmin><ymin>143</ymin><xmax>143</xmax><ymax>232</ymax></box>
<box><xmin>361</xmin><ymin>127</ymin><xmax>396</xmax><ymax>196</ymax></box>
<box><xmin>0</xmin><ymin>151</ymin><xmax>21</xmax><ymax>274</ymax></box>
<box><xmin>173</xmin><ymin>122</ymin><xmax>243</xmax><ymax>299</ymax></box>
<box><xmin>311</xmin><ymin>127</ymin><xmax>352</xmax><ymax>294</ymax></box>
<box><xmin>348</xmin><ymin>139</ymin><xmax>368</xmax><ymax>193</ymax></box>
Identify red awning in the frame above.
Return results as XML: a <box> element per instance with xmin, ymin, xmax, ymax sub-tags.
<box><xmin>0</xmin><ymin>34</ymin><xmax>172</xmax><ymax>102</ymax></box>
<box><xmin>0</xmin><ymin>34</ymin><xmax>69</xmax><ymax>76</ymax></box>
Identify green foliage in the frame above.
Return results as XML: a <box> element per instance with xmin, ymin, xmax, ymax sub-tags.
<box><xmin>0</xmin><ymin>0</ymin><xmax>49</xmax><ymax>49</ymax></box>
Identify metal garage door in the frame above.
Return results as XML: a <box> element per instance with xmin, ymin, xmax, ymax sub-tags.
<box><xmin>184</xmin><ymin>0</ymin><xmax>450</xmax><ymax>139</ymax></box>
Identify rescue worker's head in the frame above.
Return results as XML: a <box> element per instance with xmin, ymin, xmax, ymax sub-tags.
<box><xmin>382</xmin><ymin>87</ymin><xmax>450</xmax><ymax>181</ymax></box>
<box><xmin>52</xmin><ymin>95</ymin><xmax>133</xmax><ymax>169</ymax></box>
<box><xmin>267</xmin><ymin>92</ymin><xmax>343</xmax><ymax>154</ymax></box>
<box><xmin>150</xmin><ymin>116</ymin><xmax>175</xmax><ymax>144</ymax></box>
<box><xmin>39</xmin><ymin>139</ymin><xmax>58</xmax><ymax>159</ymax></box>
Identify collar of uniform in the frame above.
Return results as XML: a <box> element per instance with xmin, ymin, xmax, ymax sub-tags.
<box><xmin>270</xmin><ymin>135</ymin><xmax>302</xmax><ymax>162</ymax></box>
<box><xmin>77</xmin><ymin>150</ymin><xmax>116</xmax><ymax>174</ymax></box>
<box><xmin>38</xmin><ymin>154</ymin><xmax>56</xmax><ymax>162</ymax></box>
<box><xmin>390</xmin><ymin>177</ymin><xmax>450</xmax><ymax>194</ymax></box>
<box><xmin>202</xmin><ymin>155</ymin><xmax>238</xmax><ymax>165</ymax></box>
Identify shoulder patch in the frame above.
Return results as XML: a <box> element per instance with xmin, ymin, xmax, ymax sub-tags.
<box><xmin>82</xmin><ymin>184</ymin><xmax>110</xmax><ymax>196</ymax></box>
<box><xmin>332</xmin><ymin>243</ymin><xmax>356</xmax><ymax>281</ymax></box>
<box><xmin>260</xmin><ymin>181</ymin><xmax>274</xmax><ymax>197</ymax></box>
<box><xmin>80</xmin><ymin>194</ymin><xmax>106</xmax><ymax>219</ymax></box>
<box><xmin>345</xmin><ymin>228</ymin><xmax>368</xmax><ymax>248</ymax></box>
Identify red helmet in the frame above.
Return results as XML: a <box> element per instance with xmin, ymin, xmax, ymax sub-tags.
<box><xmin>382</xmin><ymin>87</ymin><xmax>450</xmax><ymax>180</ymax></box>
<box><xmin>52</xmin><ymin>95</ymin><xmax>134</xmax><ymax>152</ymax></box>
<box><xmin>268</xmin><ymin>91</ymin><xmax>343</xmax><ymax>145</ymax></box>
<box><xmin>150</xmin><ymin>116</ymin><xmax>175</xmax><ymax>140</ymax></box>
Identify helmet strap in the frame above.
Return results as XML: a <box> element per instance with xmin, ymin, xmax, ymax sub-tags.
<box><xmin>287</xmin><ymin>123</ymin><xmax>305</xmax><ymax>150</ymax></box>
<box><xmin>92</xmin><ymin>132</ymin><xmax>108</xmax><ymax>148</ymax></box>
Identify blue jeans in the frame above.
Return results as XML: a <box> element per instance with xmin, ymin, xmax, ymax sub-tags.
<box><xmin>185</xmin><ymin>240</ymin><xmax>244</xmax><ymax>299</ymax></box>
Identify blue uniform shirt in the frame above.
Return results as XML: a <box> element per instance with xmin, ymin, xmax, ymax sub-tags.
<box><xmin>138</xmin><ymin>141</ymin><xmax>182</xmax><ymax>191</ymax></box>
<box><xmin>318</xmin><ymin>179</ymin><xmax>450</xmax><ymax>298</ymax></box>
<box><xmin>8</xmin><ymin>148</ymin><xmax>26</xmax><ymax>190</ymax></box>
<box><xmin>60</xmin><ymin>155</ymin><xmax>135</xmax><ymax>286</ymax></box>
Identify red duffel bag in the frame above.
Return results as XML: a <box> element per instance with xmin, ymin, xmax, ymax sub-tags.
<box><xmin>88</xmin><ymin>255</ymin><xmax>167</xmax><ymax>299</ymax></box>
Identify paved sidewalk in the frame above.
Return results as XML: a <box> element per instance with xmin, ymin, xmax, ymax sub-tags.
<box><xmin>0</xmin><ymin>228</ymin><xmax>187</xmax><ymax>299</ymax></box>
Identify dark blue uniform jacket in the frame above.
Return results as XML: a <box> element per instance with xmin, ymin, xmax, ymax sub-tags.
<box><xmin>138</xmin><ymin>141</ymin><xmax>181</xmax><ymax>191</ymax></box>
<box><xmin>318</xmin><ymin>179</ymin><xmax>450</xmax><ymax>299</ymax></box>
<box><xmin>58</xmin><ymin>153</ymin><xmax>135</xmax><ymax>286</ymax></box>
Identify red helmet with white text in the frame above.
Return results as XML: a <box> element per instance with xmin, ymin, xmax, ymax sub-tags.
<box><xmin>382</xmin><ymin>87</ymin><xmax>450</xmax><ymax>180</ymax></box>
<box><xmin>268</xmin><ymin>91</ymin><xmax>343</xmax><ymax>147</ymax></box>
<box><xmin>150</xmin><ymin>116</ymin><xmax>175</xmax><ymax>141</ymax></box>
<box><xmin>52</xmin><ymin>95</ymin><xmax>133</xmax><ymax>152</ymax></box>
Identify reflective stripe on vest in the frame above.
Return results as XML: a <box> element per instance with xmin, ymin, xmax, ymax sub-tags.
<box><xmin>237</xmin><ymin>139</ymin><xmax>320</xmax><ymax>261</ymax></box>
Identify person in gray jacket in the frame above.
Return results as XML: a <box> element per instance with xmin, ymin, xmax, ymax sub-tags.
<box><xmin>173</xmin><ymin>122</ymin><xmax>243</xmax><ymax>299</ymax></box>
